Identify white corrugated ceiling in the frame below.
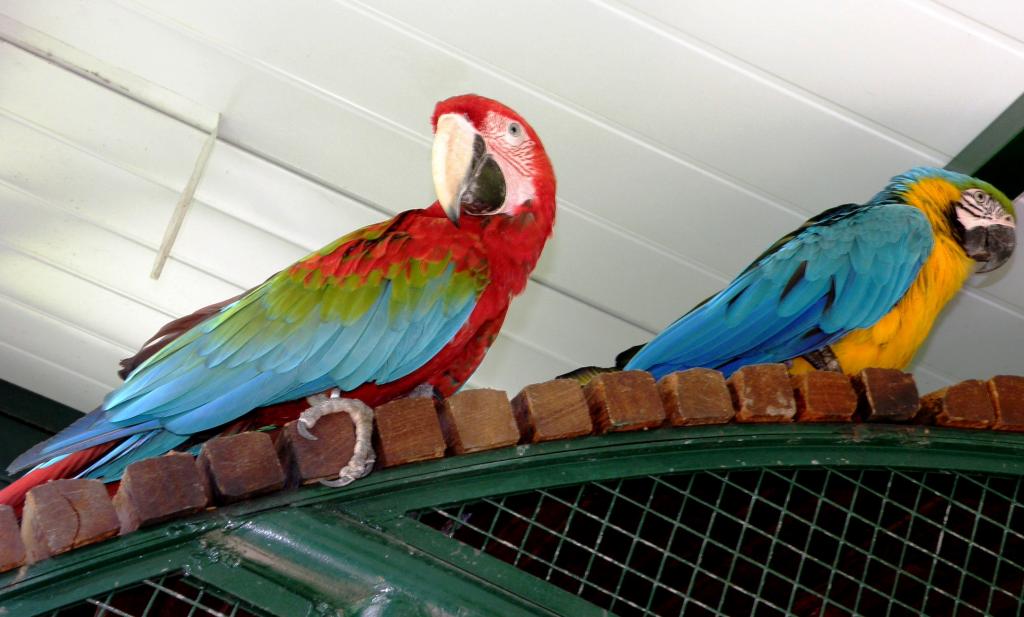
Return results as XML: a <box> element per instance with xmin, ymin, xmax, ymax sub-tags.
<box><xmin>1</xmin><ymin>0</ymin><xmax>1022</xmax><ymax>413</ymax></box>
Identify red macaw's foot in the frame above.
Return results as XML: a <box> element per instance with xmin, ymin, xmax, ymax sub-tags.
<box><xmin>298</xmin><ymin>389</ymin><xmax>376</xmax><ymax>487</ymax></box>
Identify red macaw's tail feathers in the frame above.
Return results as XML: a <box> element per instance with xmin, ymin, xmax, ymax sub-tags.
<box><xmin>0</xmin><ymin>442</ymin><xmax>116</xmax><ymax>516</ymax></box>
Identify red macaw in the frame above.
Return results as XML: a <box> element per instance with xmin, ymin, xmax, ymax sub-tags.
<box><xmin>2</xmin><ymin>94</ymin><xmax>556</xmax><ymax>509</ymax></box>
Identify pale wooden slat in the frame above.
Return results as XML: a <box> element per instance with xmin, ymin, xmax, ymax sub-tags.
<box><xmin>0</xmin><ymin>341</ymin><xmax>106</xmax><ymax>412</ymax></box>
<box><xmin>616</xmin><ymin>0</ymin><xmax>1024</xmax><ymax>156</ymax></box>
<box><xmin>912</xmin><ymin>293</ymin><xmax>1024</xmax><ymax>385</ymax></box>
<box><xmin>468</xmin><ymin>333</ymin><xmax>576</xmax><ymax>396</ymax></box>
<box><xmin>0</xmin><ymin>40</ymin><xmax>201</xmax><ymax>190</ymax></box>
<box><xmin>0</xmin><ymin>113</ymin><xmax>304</xmax><ymax>285</ymax></box>
<box><xmin>0</xmin><ymin>244</ymin><xmax>167</xmax><ymax>350</ymax></box>
<box><xmin>0</xmin><ymin>183</ymin><xmax>241</xmax><ymax>318</ymax></box>
<box><xmin>931</xmin><ymin>0</ymin><xmax>1024</xmax><ymax>47</ymax></box>
<box><xmin>0</xmin><ymin>295</ymin><xmax>126</xmax><ymax>395</ymax></box>
<box><xmin>336</xmin><ymin>0</ymin><xmax>942</xmax><ymax>204</ymax></box>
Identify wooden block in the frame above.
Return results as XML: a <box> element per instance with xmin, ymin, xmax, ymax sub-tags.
<box><xmin>728</xmin><ymin>364</ymin><xmax>797</xmax><ymax>423</ymax></box>
<box><xmin>21</xmin><ymin>479</ymin><xmax>119</xmax><ymax>563</ymax></box>
<box><xmin>512</xmin><ymin>380</ymin><xmax>593</xmax><ymax>442</ymax></box>
<box><xmin>659</xmin><ymin>368</ymin><xmax>734</xmax><ymax>426</ymax></box>
<box><xmin>112</xmin><ymin>489</ymin><xmax>141</xmax><ymax>536</ymax></box>
<box><xmin>989</xmin><ymin>375</ymin><xmax>1024</xmax><ymax>431</ymax></box>
<box><xmin>277</xmin><ymin>412</ymin><xmax>357</xmax><ymax>485</ymax></box>
<box><xmin>374</xmin><ymin>397</ymin><xmax>446</xmax><ymax>467</ymax></box>
<box><xmin>853</xmin><ymin>368</ymin><xmax>920</xmax><ymax>422</ymax></box>
<box><xmin>584</xmin><ymin>371</ymin><xmax>665</xmax><ymax>433</ymax></box>
<box><xmin>920</xmin><ymin>380</ymin><xmax>996</xmax><ymax>429</ymax></box>
<box><xmin>197</xmin><ymin>432</ymin><xmax>285</xmax><ymax>504</ymax></box>
<box><xmin>0</xmin><ymin>505</ymin><xmax>25</xmax><ymax>573</ymax></box>
<box><xmin>441</xmin><ymin>389</ymin><xmax>520</xmax><ymax>454</ymax></box>
<box><xmin>113</xmin><ymin>452</ymin><xmax>209</xmax><ymax>534</ymax></box>
<box><xmin>792</xmin><ymin>371</ymin><xmax>858</xmax><ymax>423</ymax></box>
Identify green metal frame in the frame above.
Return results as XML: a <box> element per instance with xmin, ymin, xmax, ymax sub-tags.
<box><xmin>0</xmin><ymin>381</ymin><xmax>82</xmax><ymax>486</ymax></box>
<box><xmin>948</xmin><ymin>90</ymin><xmax>1024</xmax><ymax>198</ymax></box>
<box><xmin>3</xmin><ymin>423</ymin><xmax>1024</xmax><ymax>616</ymax></box>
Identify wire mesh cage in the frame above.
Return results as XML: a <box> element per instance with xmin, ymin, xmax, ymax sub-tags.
<box><xmin>47</xmin><ymin>572</ymin><xmax>271</xmax><ymax>617</ymax></box>
<box><xmin>412</xmin><ymin>467</ymin><xmax>1024</xmax><ymax>617</ymax></box>
<box><xmin>7</xmin><ymin>425</ymin><xmax>1024</xmax><ymax>617</ymax></box>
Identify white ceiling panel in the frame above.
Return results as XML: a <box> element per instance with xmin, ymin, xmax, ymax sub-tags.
<box><xmin>932</xmin><ymin>0</ymin><xmax>1024</xmax><ymax>48</ymax></box>
<box><xmin>0</xmin><ymin>0</ymin><xmax>1022</xmax><ymax>417</ymax></box>
<box><xmin>616</xmin><ymin>0</ymin><xmax>1024</xmax><ymax>156</ymax></box>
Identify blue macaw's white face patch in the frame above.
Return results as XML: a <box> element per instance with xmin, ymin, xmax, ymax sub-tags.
<box><xmin>957</xmin><ymin>189</ymin><xmax>1015</xmax><ymax>230</ymax></box>
<box><xmin>955</xmin><ymin>189</ymin><xmax>1016</xmax><ymax>274</ymax></box>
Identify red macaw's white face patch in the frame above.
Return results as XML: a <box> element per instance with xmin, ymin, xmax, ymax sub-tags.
<box><xmin>480</xmin><ymin>110</ymin><xmax>539</xmax><ymax>215</ymax></box>
<box><xmin>956</xmin><ymin>188</ymin><xmax>1015</xmax><ymax>230</ymax></box>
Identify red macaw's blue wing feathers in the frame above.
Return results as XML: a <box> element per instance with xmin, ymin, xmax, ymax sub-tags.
<box><xmin>625</xmin><ymin>204</ymin><xmax>933</xmax><ymax>378</ymax></box>
<box><xmin>8</xmin><ymin>214</ymin><xmax>487</xmax><ymax>474</ymax></box>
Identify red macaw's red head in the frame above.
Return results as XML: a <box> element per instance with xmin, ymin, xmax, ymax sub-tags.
<box><xmin>430</xmin><ymin>94</ymin><xmax>556</xmax><ymax>227</ymax></box>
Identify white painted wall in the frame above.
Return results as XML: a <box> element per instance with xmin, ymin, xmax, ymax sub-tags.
<box><xmin>1</xmin><ymin>0</ymin><xmax>1022</xmax><ymax>412</ymax></box>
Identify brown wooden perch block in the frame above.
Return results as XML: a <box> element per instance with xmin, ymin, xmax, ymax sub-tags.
<box><xmin>659</xmin><ymin>368</ymin><xmax>734</xmax><ymax>426</ymax></box>
<box><xmin>21</xmin><ymin>479</ymin><xmax>120</xmax><ymax>563</ymax></box>
<box><xmin>792</xmin><ymin>371</ymin><xmax>858</xmax><ymax>423</ymax></box>
<box><xmin>278</xmin><ymin>413</ymin><xmax>356</xmax><ymax>485</ymax></box>
<box><xmin>728</xmin><ymin>364</ymin><xmax>796</xmax><ymax>423</ymax></box>
<box><xmin>441</xmin><ymin>389</ymin><xmax>520</xmax><ymax>454</ymax></box>
<box><xmin>512</xmin><ymin>379</ymin><xmax>593</xmax><ymax>442</ymax></box>
<box><xmin>374</xmin><ymin>396</ymin><xmax>446</xmax><ymax>467</ymax></box>
<box><xmin>0</xmin><ymin>505</ymin><xmax>25</xmax><ymax>573</ymax></box>
<box><xmin>989</xmin><ymin>375</ymin><xmax>1024</xmax><ymax>431</ymax></box>
<box><xmin>113</xmin><ymin>452</ymin><xmax>210</xmax><ymax>534</ymax></box>
<box><xmin>584</xmin><ymin>371</ymin><xmax>665</xmax><ymax>433</ymax></box>
<box><xmin>197</xmin><ymin>431</ymin><xmax>285</xmax><ymax>504</ymax></box>
<box><xmin>853</xmin><ymin>368</ymin><xmax>920</xmax><ymax>422</ymax></box>
<box><xmin>920</xmin><ymin>380</ymin><xmax>995</xmax><ymax>429</ymax></box>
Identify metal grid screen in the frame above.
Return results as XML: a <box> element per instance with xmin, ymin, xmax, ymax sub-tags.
<box><xmin>412</xmin><ymin>467</ymin><xmax>1024</xmax><ymax>616</ymax></box>
<box><xmin>47</xmin><ymin>572</ymin><xmax>271</xmax><ymax>617</ymax></box>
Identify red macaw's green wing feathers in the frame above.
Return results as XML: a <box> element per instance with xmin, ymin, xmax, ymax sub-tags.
<box><xmin>110</xmin><ymin>214</ymin><xmax>487</xmax><ymax>435</ymax></box>
<box><xmin>11</xmin><ymin>213</ymin><xmax>489</xmax><ymax>470</ymax></box>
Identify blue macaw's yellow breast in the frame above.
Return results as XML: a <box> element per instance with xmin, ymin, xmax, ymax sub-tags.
<box><xmin>792</xmin><ymin>178</ymin><xmax>976</xmax><ymax>375</ymax></box>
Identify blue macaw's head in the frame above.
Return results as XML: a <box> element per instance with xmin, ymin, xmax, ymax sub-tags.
<box><xmin>875</xmin><ymin>166</ymin><xmax>1016</xmax><ymax>273</ymax></box>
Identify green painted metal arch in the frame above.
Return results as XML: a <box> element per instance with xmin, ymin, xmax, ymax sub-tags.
<box><xmin>2</xmin><ymin>423</ymin><xmax>1023</xmax><ymax>616</ymax></box>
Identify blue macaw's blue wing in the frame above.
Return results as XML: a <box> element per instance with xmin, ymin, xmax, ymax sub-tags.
<box><xmin>625</xmin><ymin>204</ymin><xmax>934</xmax><ymax>378</ymax></box>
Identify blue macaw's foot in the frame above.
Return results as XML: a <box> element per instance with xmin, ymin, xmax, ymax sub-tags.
<box><xmin>299</xmin><ymin>389</ymin><xmax>377</xmax><ymax>487</ymax></box>
<box><xmin>802</xmin><ymin>345</ymin><xmax>843</xmax><ymax>372</ymax></box>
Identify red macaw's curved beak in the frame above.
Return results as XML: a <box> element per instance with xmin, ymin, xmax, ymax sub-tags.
<box><xmin>432</xmin><ymin>113</ymin><xmax>507</xmax><ymax>226</ymax></box>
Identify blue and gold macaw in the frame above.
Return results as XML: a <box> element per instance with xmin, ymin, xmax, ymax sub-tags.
<box><xmin>569</xmin><ymin>167</ymin><xmax>1016</xmax><ymax>381</ymax></box>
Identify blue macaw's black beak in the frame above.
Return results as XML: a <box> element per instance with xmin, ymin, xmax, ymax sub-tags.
<box><xmin>964</xmin><ymin>223</ymin><xmax>1016</xmax><ymax>273</ymax></box>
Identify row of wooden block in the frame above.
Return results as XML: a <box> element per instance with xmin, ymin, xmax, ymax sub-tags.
<box><xmin>1</xmin><ymin>366</ymin><xmax>1022</xmax><ymax>573</ymax></box>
